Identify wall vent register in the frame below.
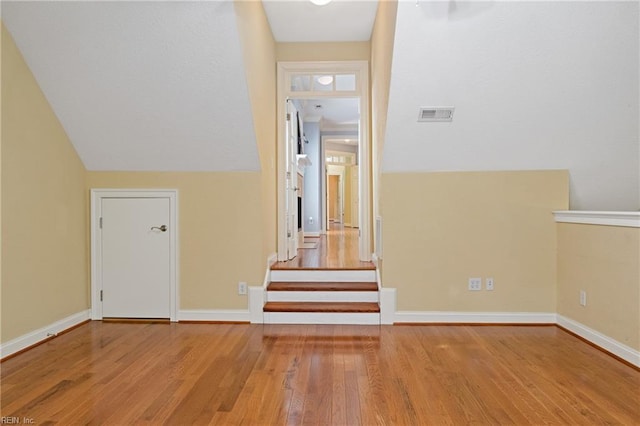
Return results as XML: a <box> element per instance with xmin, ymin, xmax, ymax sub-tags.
<box><xmin>418</xmin><ymin>107</ymin><xmax>454</xmax><ymax>122</ymax></box>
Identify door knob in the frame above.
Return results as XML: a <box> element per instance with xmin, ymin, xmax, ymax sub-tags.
<box><xmin>151</xmin><ymin>225</ymin><xmax>167</xmax><ymax>232</ymax></box>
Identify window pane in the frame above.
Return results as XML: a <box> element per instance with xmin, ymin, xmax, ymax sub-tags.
<box><xmin>313</xmin><ymin>75</ymin><xmax>334</xmax><ymax>92</ymax></box>
<box><xmin>335</xmin><ymin>74</ymin><xmax>356</xmax><ymax>91</ymax></box>
<box><xmin>291</xmin><ymin>75</ymin><xmax>311</xmax><ymax>92</ymax></box>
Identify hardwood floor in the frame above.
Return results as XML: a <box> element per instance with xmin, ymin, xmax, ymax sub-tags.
<box><xmin>2</xmin><ymin>322</ymin><xmax>639</xmax><ymax>425</ymax></box>
<box><xmin>271</xmin><ymin>224</ymin><xmax>374</xmax><ymax>270</ymax></box>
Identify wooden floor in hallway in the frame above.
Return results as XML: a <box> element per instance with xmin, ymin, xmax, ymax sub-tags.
<box><xmin>271</xmin><ymin>223</ymin><xmax>374</xmax><ymax>270</ymax></box>
<box><xmin>2</xmin><ymin>321</ymin><xmax>639</xmax><ymax>425</ymax></box>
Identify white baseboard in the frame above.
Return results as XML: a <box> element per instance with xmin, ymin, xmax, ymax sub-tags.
<box><xmin>0</xmin><ymin>309</ymin><xmax>91</xmax><ymax>359</ymax></box>
<box><xmin>178</xmin><ymin>310</ymin><xmax>250</xmax><ymax>322</ymax></box>
<box><xmin>557</xmin><ymin>315</ymin><xmax>640</xmax><ymax>367</ymax></box>
<box><xmin>394</xmin><ymin>311</ymin><xmax>557</xmax><ymax>324</ymax></box>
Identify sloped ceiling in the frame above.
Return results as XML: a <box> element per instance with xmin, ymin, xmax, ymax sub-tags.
<box><xmin>384</xmin><ymin>1</ymin><xmax>639</xmax><ymax>210</ymax></box>
<box><xmin>2</xmin><ymin>1</ymin><xmax>260</xmax><ymax>172</ymax></box>
<box><xmin>262</xmin><ymin>0</ymin><xmax>378</xmax><ymax>42</ymax></box>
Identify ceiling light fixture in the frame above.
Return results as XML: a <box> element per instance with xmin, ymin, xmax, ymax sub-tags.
<box><xmin>316</xmin><ymin>75</ymin><xmax>333</xmax><ymax>85</ymax></box>
<box><xmin>310</xmin><ymin>0</ymin><xmax>332</xmax><ymax>6</ymax></box>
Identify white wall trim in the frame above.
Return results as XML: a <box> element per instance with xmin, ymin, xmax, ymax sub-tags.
<box><xmin>91</xmin><ymin>189</ymin><xmax>179</xmax><ymax>322</ymax></box>
<box><xmin>380</xmin><ymin>288</ymin><xmax>396</xmax><ymax>325</ymax></box>
<box><xmin>277</xmin><ymin>60</ymin><xmax>371</xmax><ymax>262</ymax></box>
<box><xmin>0</xmin><ymin>310</ymin><xmax>91</xmax><ymax>359</ymax></box>
<box><xmin>270</xmin><ymin>269</ymin><xmax>376</xmax><ymax>282</ymax></box>
<box><xmin>553</xmin><ymin>210</ymin><xmax>640</xmax><ymax>228</ymax></box>
<box><xmin>394</xmin><ymin>311</ymin><xmax>557</xmax><ymax>324</ymax></box>
<box><xmin>249</xmin><ymin>286</ymin><xmax>265</xmax><ymax>324</ymax></box>
<box><xmin>557</xmin><ymin>315</ymin><xmax>640</xmax><ymax>367</ymax></box>
<box><xmin>263</xmin><ymin>252</ymin><xmax>277</xmax><ymax>289</ymax></box>
<box><xmin>178</xmin><ymin>310</ymin><xmax>250</xmax><ymax>322</ymax></box>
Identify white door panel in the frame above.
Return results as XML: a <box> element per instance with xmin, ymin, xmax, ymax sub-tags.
<box><xmin>101</xmin><ymin>197</ymin><xmax>171</xmax><ymax>318</ymax></box>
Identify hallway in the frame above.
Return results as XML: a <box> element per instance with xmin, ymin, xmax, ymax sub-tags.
<box><xmin>271</xmin><ymin>223</ymin><xmax>374</xmax><ymax>270</ymax></box>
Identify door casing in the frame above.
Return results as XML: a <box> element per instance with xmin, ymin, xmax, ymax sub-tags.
<box><xmin>277</xmin><ymin>61</ymin><xmax>371</xmax><ymax>261</ymax></box>
<box><xmin>90</xmin><ymin>189</ymin><xmax>179</xmax><ymax>321</ymax></box>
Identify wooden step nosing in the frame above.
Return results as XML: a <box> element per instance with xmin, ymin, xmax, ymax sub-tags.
<box><xmin>266</xmin><ymin>291</ymin><xmax>379</xmax><ymax>303</ymax></box>
<box><xmin>263</xmin><ymin>302</ymin><xmax>380</xmax><ymax>314</ymax></box>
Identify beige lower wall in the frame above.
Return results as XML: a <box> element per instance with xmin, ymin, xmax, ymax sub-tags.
<box><xmin>557</xmin><ymin>223</ymin><xmax>640</xmax><ymax>350</ymax></box>
<box><xmin>381</xmin><ymin>170</ymin><xmax>569</xmax><ymax>312</ymax></box>
<box><xmin>2</xmin><ymin>24</ymin><xmax>88</xmax><ymax>343</ymax></box>
<box><xmin>87</xmin><ymin>172</ymin><xmax>264</xmax><ymax>311</ymax></box>
<box><xmin>276</xmin><ymin>42</ymin><xmax>370</xmax><ymax>62</ymax></box>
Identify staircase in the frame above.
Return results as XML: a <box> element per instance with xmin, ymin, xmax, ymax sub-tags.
<box><xmin>263</xmin><ymin>266</ymin><xmax>380</xmax><ymax>324</ymax></box>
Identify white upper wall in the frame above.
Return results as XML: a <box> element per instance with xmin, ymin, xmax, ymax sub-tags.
<box><xmin>383</xmin><ymin>1</ymin><xmax>639</xmax><ymax>210</ymax></box>
<box><xmin>2</xmin><ymin>1</ymin><xmax>260</xmax><ymax>172</ymax></box>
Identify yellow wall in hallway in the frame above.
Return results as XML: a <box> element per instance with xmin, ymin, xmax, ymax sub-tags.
<box><xmin>87</xmin><ymin>172</ymin><xmax>264</xmax><ymax>311</ymax></box>
<box><xmin>1</xmin><ymin>24</ymin><xmax>88</xmax><ymax>343</ymax></box>
<box><xmin>557</xmin><ymin>223</ymin><xmax>640</xmax><ymax>351</ymax></box>
<box><xmin>276</xmin><ymin>42</ymin><xmax>370</xmax><ymax>62</ymax></box>
<box><xmin>234</xmin><ymin>0</ymin><xmax>277</xmax><ymax>263</ymax></box>
<box><xmin>381</xmin><ymin>170</ymin><xmax>569</xmax><ymax>312</ymax></box>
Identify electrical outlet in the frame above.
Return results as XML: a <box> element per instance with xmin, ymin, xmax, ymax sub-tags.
<box><xmin>238</xmin><ymin>282</ymin><xmax>247</xmax><ymax>295</ymax></box>
<box><xmin>579</xmin><ymin>290</ymin><xmax>587</xmax><ymax>306</ymax></box>
<box><xmin>468</xmin><ymin>277</ymin><xmax>482</xmax><ymax>291</ymax></box>
<box><xmin>486</xmin><ymin>278</ymin><xmax>494</xmax><ymax>291</ymax></box>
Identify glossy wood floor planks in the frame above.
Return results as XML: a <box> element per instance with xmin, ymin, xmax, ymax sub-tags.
<box><xmin>2</xmin><ymin>322</ymin><xmax>639</xmax><ymax>425</ymax></box>
<box><xmin>271</xmin><ymin>224</ymin><xmax>374</xmax><ymax>270</ymax></box>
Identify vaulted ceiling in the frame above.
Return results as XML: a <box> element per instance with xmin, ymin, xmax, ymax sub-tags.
<box><xmin>2</xmin><ymin>1</ymin><xmax>638</xmax><ymax>209</ymax></box>
<box><xmin>2</xmin><ymin>1</ymin><xmax>260</xmax><ymax>172</ymax></box>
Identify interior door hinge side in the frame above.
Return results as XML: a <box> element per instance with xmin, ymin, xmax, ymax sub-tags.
<box><xmin>100</xmin><ymin>290</ymin><xmax>103</xmax><ymax>301</ymax></box>
<box><xmin>286</xmin><ymin>113</ymin><xmax>291</xmax><ymax>121</ymax></box>
<box><xmin>99</xmin><ymin>217</ymin><xmax>103</xmax><ymax>229</ymax></box>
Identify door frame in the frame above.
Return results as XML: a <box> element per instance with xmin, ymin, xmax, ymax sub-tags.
<box><xmin>277</xmin><ymin>60</ymin><xmax>371</xmax><ymax>261</ymax></box>
<box><xmin>90</xmin><ymin>189</ymin><xmax>179</xmax><ymax>321</ymax></box>
<box><xmin>326</xmin><ymin>165</ymin><xmax>345</xmax><ymax>227</ymax></box>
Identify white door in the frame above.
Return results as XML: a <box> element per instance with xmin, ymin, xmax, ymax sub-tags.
<box><xmin>286</xmin><ymin>100</ymin><xmax>299</xmax><ymax>259</ymax></box>
<box><xmin>101</xmin><ymin>197</ymin><xmax>171</xmax><ymax>318</ymax></box>
<box><xmin>351</xmin><ymin>165</ymin><xmax>359</xmax><ymax>228</ymax></box>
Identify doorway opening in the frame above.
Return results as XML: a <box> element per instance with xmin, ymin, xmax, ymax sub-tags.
<box><xmin>276</xmin><ymin>61</ymin><xmax>371</xmax><ymax>263</ymax></box>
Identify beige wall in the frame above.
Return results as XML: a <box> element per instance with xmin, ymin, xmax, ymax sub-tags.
<box><xmin>371</xmin><ymin>0</ymin><xmax>398</xmax><ymax>257</ymax></box>
<box><xmin>276</xmin><ymin>42</ymin><xmax>370</xmax><ymax>62</ymax></box>
<box><xmin>557</xmin><ymin>223</ymin><xmax>640</xmax><ymax>350</ymax></box>
<box><xmin>381</xmin><ymin>170</ymin><xmax>569</xmax><ymax>312</ymax></box>
<box><xmin>234</xmin><ymin>1</ymin><xmax>277</xmax><ymax>263</ymax></box>
<box><xmin>1</xmin><ymin>24</ymin><xmax>88</xmax><ymax>342</ymax></box>
<box><xmin>87</xmin><ymin>172</ymin><xmax>263</xmax><ymax>310</ymax></box>
<box><xmin>370</xmin><ymin>0</ymin><xmax>397</xmax><ymax>225</ymax></box>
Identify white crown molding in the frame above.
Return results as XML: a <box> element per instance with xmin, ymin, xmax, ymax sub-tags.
<box><xmin>553</xmin><ymin>211</ymin><xmax>640</xmax><ymax>228</ymax></box>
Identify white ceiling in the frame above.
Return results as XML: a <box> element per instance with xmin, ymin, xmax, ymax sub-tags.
<box><xmin>262</xmin><ymin>0</ymin><xmax>379</xmax><ymax>42</ymax></box>
<box><xmin>299</xmin><ymin>98</ymin><xmax>359</xmax><ymax>129</ymax></box>
<box><xmin>2</xmin><ymin>1</ymin><xmax>260</xmax><ymax>172</ymax></box>
<box><xmin>383</xmin><ymin>1</ymin><xmax>639</xmax><ymax>210</ymax></box>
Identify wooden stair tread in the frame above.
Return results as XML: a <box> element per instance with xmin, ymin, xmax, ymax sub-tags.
<box><xmin>263</xmin><ymin>302</ymin><xmax>380</xmax><ymax>313</ymax></box>
<box><xmin>267</xmin><ymin>282</ymin><xmax>378</xmax><ymax>292</ymax></box>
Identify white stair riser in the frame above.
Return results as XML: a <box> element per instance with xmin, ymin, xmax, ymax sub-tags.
<box><xmin>267</xmin><ymin>291</ymin><xmax>379</xmax><ymax>303</ymax></box>
<box><xmin>270</xmin><ymin>270</ymin><xmax>376</xmax><ymax>282</ymax></box>
<box><xmin>264</xmin><ymin>312</ymin><xmax>380</xmax><ymax>325</ymax></box>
